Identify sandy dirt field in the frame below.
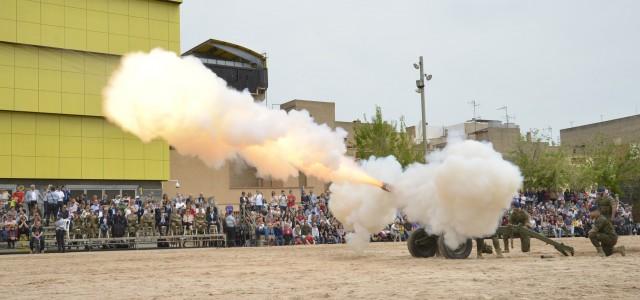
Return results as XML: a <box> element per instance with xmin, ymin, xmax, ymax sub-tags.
<box><xmin>2</xmin><ymin>236</ymin><xmax>639</xmax><ymax>299</ymax></box>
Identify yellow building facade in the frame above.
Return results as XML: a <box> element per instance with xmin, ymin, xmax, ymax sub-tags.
<box><xmin>0</xmin><ymin>0</ymin><xmax>180</xmax><ymax>195</ymax></box>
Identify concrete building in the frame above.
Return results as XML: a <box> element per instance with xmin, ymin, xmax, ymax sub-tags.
<box><xmin>560</xmin><ymin>114</ymin><xmax>640</xmax><ymax>152</ymax></box>
<box><xmin>0</xmin><ymin>0</ymin><xmax>182</xmax><ymax>198</ymax></box>
<box><xmin>428</xmin><ymin>119</ymin><xmax>521</xmax><ymax>155</ymax></box>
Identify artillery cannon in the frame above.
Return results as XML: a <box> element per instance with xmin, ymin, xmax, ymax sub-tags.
<box><xmin>407</xmin><ymin>225</ymin><xmax>575</xmax><ymax>259</ymax></box>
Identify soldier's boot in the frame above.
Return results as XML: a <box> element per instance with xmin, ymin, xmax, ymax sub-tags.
<box><xmin>596</xmin><ymin>246</ymin><xmax>606</xmax><ymax>257</ymax></box>
<box><xmin>476</xmin><ymin>252</ymin><xmax>484</xmax><ymax>259</ymax></box>
<box><xmin>612</xmin><ymin>246</ymin><xmax>626</xmax><ymax>256</ymax></box>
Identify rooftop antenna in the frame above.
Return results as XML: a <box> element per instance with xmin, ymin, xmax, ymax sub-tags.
<box><xmin>497</xmin><ymin>106</ymin><xmax>510</xmax><ymax>128</ymax></box>
<box><xmin>468</xmin><ymin>100</ymin><xmax>480</xmax><ymax>133</ymax></box>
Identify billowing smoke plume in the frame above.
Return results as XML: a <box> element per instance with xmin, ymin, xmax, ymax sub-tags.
<box><xmin>103</xmin><ymin>49</ymin><xmax>522</xmax><ymax>251</ymax></box>
<box><xmin>330</xmin><ymin>139</ymin><xmax>522</xmax><ymax>249</ymax></box>
<box><xmin>103</xmin><ymin>49</ymin><xmax>381</xmax><ymax>187</ymax></box>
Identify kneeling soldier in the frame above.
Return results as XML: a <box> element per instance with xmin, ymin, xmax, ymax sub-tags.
<box><xmin>589</xmin><ymin>206</ymin><xmax>625</xmax><ymax>257</ymax></box>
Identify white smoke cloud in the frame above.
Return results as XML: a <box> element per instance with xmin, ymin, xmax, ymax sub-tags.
<box><xmin>330</xmin><ymin>139</ymin><xmax>522</xmax><ymax>249</ymax></box>
<box><xmin>103</xmin><ymin>49</ymin><xmax>380</xmax><ymax>186</ymax></box>
<box><xmin>103</xmin><ymin>49</ymin><xmax>522</xmax><ymax>252</ymax></box>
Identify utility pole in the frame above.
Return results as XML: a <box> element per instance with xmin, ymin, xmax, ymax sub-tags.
<box><xmin>414</xmin><ymin>56</ymin><xmax>432</xmax><ymax>154</ymax></box>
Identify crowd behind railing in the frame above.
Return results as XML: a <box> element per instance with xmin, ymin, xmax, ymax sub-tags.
<box><xmin>0</xmin><ymin>185</ymin><xmax>348</xmax><ymax>253</ymax></box>
<box><xmin>1</xmin><ymin>185</ymin><xmax>637</xmax><ymax>253</ymax></box>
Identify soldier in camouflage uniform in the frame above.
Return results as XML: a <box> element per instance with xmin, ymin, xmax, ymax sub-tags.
<box><xmin>501</xmin><ymin>206</ymin><xmax>531</xmax><ymax>253</ymax></box>
<box><xmin>127</xmin><ymin>211</ymin><xmax>138</xmax><ymax>237</ymax></box>
<box><xmin>595</xmin><ymin>187</ymin><xmax>616</xmax><ymax>221</ymax></box>
<box><xmin>475</xmin><ymin>236</ymin><xmax>503</xmax><ymax>259</ymax></box>
<box><xmin>171</xmin><ymin>210</ymin><xmax>182</xmax><ymax>235</ymax></box>
<box><xmin>142</xmin><ymin>207</ymin><xmax>155</xmax><ymax>236</ymax></box>
<box><xmin>588</xmin><ymin>206</ymin><xmax>625</xmax><ymax>257</ymax></box>
<box><xmin>194</xmin><ymin>210</ymin><xmax>207</xmax><ymax>234</ymax></box>
<box><xmin>86</xmin><ymin>213</ymin><xmax>98</xmax><ymax>238</ymax></box>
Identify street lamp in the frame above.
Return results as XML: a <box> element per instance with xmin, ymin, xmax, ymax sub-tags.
<box><xmin>165</xmin><ymin>179</ymin><xmax>181</xmax><ymax>189</ymax></box>
<box><xmin>414</xmin><ymin>56</ymin><xmax>431</xmax><ymax>154</ymax></box>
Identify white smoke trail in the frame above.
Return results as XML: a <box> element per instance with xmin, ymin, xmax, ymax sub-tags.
<box><xmin>102</xmin><ymin>49</ymin><xmax>381</xmax><ymax>187</ymax></box>
<box><xmin>330</xmin><ymin>139</ymin><xmax>522</xmax><ymax>249</ymax></box>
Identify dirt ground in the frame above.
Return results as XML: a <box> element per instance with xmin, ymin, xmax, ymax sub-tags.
<box><xmin>1</xmin><ymin>236</ymin><xmax>639</xmax><ymax>299</ymax></box>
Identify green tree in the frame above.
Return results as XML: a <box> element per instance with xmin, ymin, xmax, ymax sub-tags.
<box><xmin>508</xmin><ymin>130</ymin><xmax>572</xmax><ymax>191</ymax></box>
<box><xmin>354</xmin><ymin>106</ymin><xmax>423</xmax><ymax>167</ymax></box>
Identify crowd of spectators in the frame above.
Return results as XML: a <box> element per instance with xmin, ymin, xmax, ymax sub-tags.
<box><xmin>0</xmin><ymin>184</ymin><xmax>349</xmax><ymax>253</ymax></box>
<box><xmin>225</xmin><ymin>189</ymin><xmax>346</xmax><ymax>247</ymax></box>
<box><xmin>510</xmin><ymin>189</ymin><xmax>637</xmax><ymax>237</ymax></box>
<box><xmin>2</xmin><ymin>184</ymin><xmax>637</xmax><ymax>253</ymax></box>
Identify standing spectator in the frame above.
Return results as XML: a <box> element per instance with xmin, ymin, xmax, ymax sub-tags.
<box><xmin>301</xmin><ymin>190</ymin><xmax>310</xmax><ymax>211</ymax></box>
<box><xmin>45</xmin><ymin>186</ymin><xmax>59</xmax><ymax>226</ymax></box>
<box><xmin>55</xmin><ymin>216</ymin><xmax>66</xmax><ymax>253</ymax></box>
<box><xmin>25</xmin><ymin>184</ymin><xmax>42</xmax><ymax>214</ymax></box>
<box><xmin>0</xmin><ymin>189</ymin><xmax>9</xmax><ymax>210</ymax></box>
<box><xmin>287</xmin><ymin>190</ymin><xmax>296</xmax><ymax>209</ymax></box>
<box><xmin>279</xmin><ymin>191</ymin><xmax>287</xmax><ymax>213</ymax></box>
<box><xmin>225</xmin><ymin>212</ymin><xmax>236</xmax><ymax>247</ymax></box>
<box><xmin>12</xmin><ymin>185</ymin><xmax>25</xmax><ymax>210</ymax></box>
<box><xmin>255</xmin><ymin>192</ymin><xmax>264</xmax><ymax>212</ymax></box>
<box><xmin>55</xmin><ymin>186</ymin><xmax>65</xmax><ymax>215</ymax></box>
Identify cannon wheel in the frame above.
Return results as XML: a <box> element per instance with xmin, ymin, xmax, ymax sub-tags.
<box><xmin>437</xmin><ymin>236</ymin><xmax>473</xmax><ymax>259</ymax></box>
<box><xmin>407</xmin><ymin>229</ymin><xmax>438</xmax><ymax>258</ymax></box>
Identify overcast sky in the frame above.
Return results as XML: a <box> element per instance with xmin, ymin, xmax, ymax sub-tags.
<box><xmin>181</xmin><ymin>0</ymin><xmax>639</xmax><ymax>142</ymax></box>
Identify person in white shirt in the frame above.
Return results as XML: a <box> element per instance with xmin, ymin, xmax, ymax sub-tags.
<box><xmin>55</xmin><ymin>187</ymin><xmax>65</xmax><ymax>206</ymax></box>
<box><xmin>25</xmin><ymin>185</ymin><xmax>41</xmax><ymax>214</ymax></box>
<box><xmin>255</xmin><ymin>192</ymin><xmax>264</xmax><ymax>211</ymax></box>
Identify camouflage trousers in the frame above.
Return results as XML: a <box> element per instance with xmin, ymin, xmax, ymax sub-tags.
<box><xmin>589</xmin><ymin>232</ymin><xmax>617</xmax><ymax>256</ymax></box>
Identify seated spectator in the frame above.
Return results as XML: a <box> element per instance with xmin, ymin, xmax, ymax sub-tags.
<box><xmin>274</xmin><ymin>222</ymin><xmax>284</xmax><ymax>246</ymax></box>
<box><xmin>293</xmin><ymin>224</ymin><xmax>303</xmax><ymax>245</ymax></box>
<box><xmin>182</xmin><ymin>204</ymin><xmax>195</xmax><ymax>232</ymax></box>
<box><xmin>206</xmin><ymin>204</ymin><xmax>219</xmax><ymax>233</ymax></box>
<box><xmin>266</xmin><ymin>223</ymin><xmax>276</xmax><ymax>245</ymax></box>
<box><xmin>311</xmin><ymin>224</ymin><xmax>320</xmax><ymax>243</ymax></box>
<box><xmin>30</xmin><ymin>220</ymin><xmax>44</xmax><ymax>253</ymax></box>
<box><xmin>304</xmin><ymin>234</ymin><xmax>315</xmax><ymax>245</ymax></box>
<box><xmin>283</xmin><ymin>223</ymin><xmax>293</xmax><ymax>245</ymax></box>
<box><xmin>99</xmin><ymin>211</ymin><xmax>111</xmax><ymax>237</ymax></box>
<box><xmin>17</xmin><ymin>213</ymin><xmax>29</xmax><ymax>241</ymax></box>
<box><xmin>6</xmin><ymin>223</ymin><xmax>17</xmax><ymax>249</ymax></box>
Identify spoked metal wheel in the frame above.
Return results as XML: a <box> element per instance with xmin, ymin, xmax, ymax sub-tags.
<box><xmin>407</xmin><ymin>229</ymin><xmax>439</xmax><ymax>258</ymax></box>
<box><xmin>437</xmin><ymin>235</ymin><xmax>473</xmax><ymax>259</ymax></box>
